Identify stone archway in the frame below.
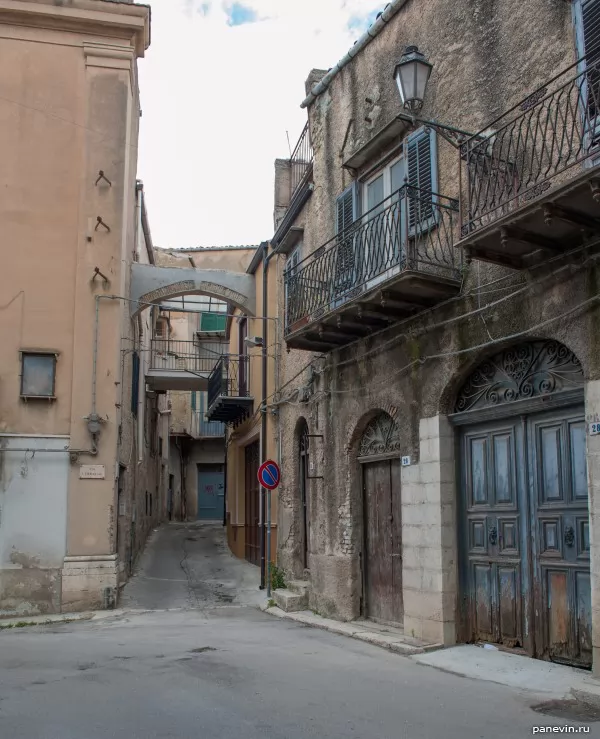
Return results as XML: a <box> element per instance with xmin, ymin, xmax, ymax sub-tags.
<box><xmin>130</xmin><ymin>263</ymin><xmax>256</xmax><ymax>317</ymax></box>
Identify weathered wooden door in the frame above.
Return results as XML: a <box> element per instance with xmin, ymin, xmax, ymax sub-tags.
<box><xmin>245</xmin><ymin>441</ymin><xmax>260</xmax><ymax>566</ymax></box>
<box><xmin>529</xmin><ymin>409</ymin><xmax>591</xmax><ymax>666</ymax></box>
<box><xmin>460</xmin><ymin>418</ymin><xmax>528</xmax><ymax>650</ymax></box>
<box><xmin>363</xmin><ymin>458</ymin><xmax>403</xmax><ymax>624</ymax></box>
<box><xmin>455</xmin><ymin>340</ymin><xmax>590</xmax><ymax>667</ymax></box>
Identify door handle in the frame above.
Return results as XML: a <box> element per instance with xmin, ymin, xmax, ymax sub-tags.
<box><xmin>488</xmin><ymin>526</ymin><xmax>498</xmax><ymax>546</ymax></box>
<box><xmin>564</xmin><ymin>526</ymin><xmax>575</xmax><ymax>548</ymax></box>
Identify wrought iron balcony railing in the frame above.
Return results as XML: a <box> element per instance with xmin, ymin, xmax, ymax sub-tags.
<box><xmin>460</xmin><ymin>56</ymin><xmax>600</xmax><ymax>238</ymax></box>
<box><xmin>290</xmin><ymin>121</ymin><xmax>313</xmax><ymax>204</ymax></box>
<box><xmin>190</xmin><ymin>410</ymin><xmax>225</xmax><ymax>438</ymax></box>
<box><xmin>284</xmin><ymin>184</ymin><xmax>460</xmax><ymax>335</ymax></box>
<box><xmin>206</xmin><ymin>355</ymin><xmax>252</xmax><ymax>424</ymax></box>
<box><xmin>150</xmin><ymin>339</ymin><xmax>220</xmax><ymax>374</ymax></box>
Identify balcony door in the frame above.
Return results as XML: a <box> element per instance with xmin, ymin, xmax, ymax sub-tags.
<box><xmin>362</xmin><ymin>156</ymin><xmax>406</xmax><ymax>288</ymax></box>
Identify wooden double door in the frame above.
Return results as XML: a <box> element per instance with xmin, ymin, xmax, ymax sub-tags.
<box><xmin>460</xmin><ymin>406</ymin><xmax>591</xmax><ymax>666</ymax></box>
<box><xmin>362</xmin><ymin>458</ymin><xmax>403</xmax><ymax>624</ymax></box>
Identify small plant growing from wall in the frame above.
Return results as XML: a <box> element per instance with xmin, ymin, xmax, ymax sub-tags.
<box><xmin>270</xmin><ymin>564</ymin><xmax>286</xmax><ymax>591</ymax></box>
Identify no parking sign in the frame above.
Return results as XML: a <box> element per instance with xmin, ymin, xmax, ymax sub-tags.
<box><xmin>257</xmin><ymin>460</ymin><xmax>281</xmax><ymax>490</ymax></box>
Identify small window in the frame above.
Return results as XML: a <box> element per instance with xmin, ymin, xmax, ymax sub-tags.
<box><xmin>20</xmin><ymin>352</ymin><xmax>56</xmax><ymax>398</ymax></box>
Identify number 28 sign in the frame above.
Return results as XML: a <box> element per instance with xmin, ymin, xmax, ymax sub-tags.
<box><xmin>258</xmin><ymin>460</ymin><xmax>281</xmax><ymax>490</ymax></box>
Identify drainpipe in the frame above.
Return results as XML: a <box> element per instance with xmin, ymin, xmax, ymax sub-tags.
<box><xmin>260</xmin><ymin>241</ymin><xmax>275</xmax><ymax>594</ymax></box>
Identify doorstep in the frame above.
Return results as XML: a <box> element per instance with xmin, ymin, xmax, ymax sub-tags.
<box><xmin>261</xmin><ymin>604</ymin><xmax>441</xmax><ymax>655</ymax></box>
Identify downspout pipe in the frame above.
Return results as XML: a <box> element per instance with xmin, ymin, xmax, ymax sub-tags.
<box><xmin>259</xmin><ymin>240</ymin><xmax>275</xmax><ymax>592</ymax></box>
<box><xmin>300</xmin><ymin>0</ymin><xmax>408</xmax><ymax>109</ymax></box>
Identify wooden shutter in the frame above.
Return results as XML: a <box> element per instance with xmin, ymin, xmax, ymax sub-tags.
<box><xmin>406</xmin><ymin>127</ymin><xmax>438</xmax><ymax>230</ymax></box>
<box><xmin>581</xmin><ymin>0</ymin><xmax>600</xmax><ymax>120</ymax></box>
<box><xmin>582</xmin><ymin>0</ymin><xmax>600</xmax><ymax>62</ymax></box>
<box><xmin>335</xmin><ymin>184</ymin><xmax>359</xmax><ymax>289</ymax></box>
<box><xmin>131</xmin><ymin>352</ymin><xmax>140</xmax><ymax>416</ymax></box>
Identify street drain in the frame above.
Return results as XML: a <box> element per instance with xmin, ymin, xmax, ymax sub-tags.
<box><xmin>189</xmin><ymin>647</ymin><xmax>217</xmax><ymax>653</ymax></box>
<box><xmin>531</xmin><ymin>699</ymin><xmax>600</xmax><ymax>722</ymax></box>
<box><xmin>185</xmin><ymin>537</ymin><xmax>198</xmax><ymax>542</ymax></box>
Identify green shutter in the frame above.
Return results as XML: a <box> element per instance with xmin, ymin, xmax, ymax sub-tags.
<box><xmin>200</xmin><ymin>313</ymin><xmax>227</xmax><ymax>332</ymax></box>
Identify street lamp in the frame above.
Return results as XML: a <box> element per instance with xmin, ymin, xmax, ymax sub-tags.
<box><xmin>393</xmin><ymin>45</ymin><xmax>433</xmax><ymax>113</ymax></box>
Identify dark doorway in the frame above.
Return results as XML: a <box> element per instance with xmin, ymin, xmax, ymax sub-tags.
<box><xmin>245</xmin><ymin>440</ymin><xmax>260</xmax><ymax>566</ymax></box>
<box><xmin>299</xmin><ymin>421</ymin><xmax>310</xmax><ymax>570</ymax></box>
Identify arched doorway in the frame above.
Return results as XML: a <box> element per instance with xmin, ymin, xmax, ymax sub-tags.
<box><xmin>299</xmin><ymin>421</ymin><xmax>310</xmax><ymax>570</ymax></box>
<box><xmin>453</xmin><ymin>340</ymin><xmax>590</xmax><ymax>667</ymax></box>
<box><xmin>358</xmin><ymin>412</ymin><xmax>403</xmax><ymax>625</ymax></box>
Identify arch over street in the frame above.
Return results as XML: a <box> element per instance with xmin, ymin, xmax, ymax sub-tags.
<box><xmin>130</xmin><ymin>263</ymin><xmax>256</xmax><ymax>317</ymax></box>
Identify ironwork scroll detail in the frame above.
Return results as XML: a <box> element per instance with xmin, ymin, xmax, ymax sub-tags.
<box><xmin>359</xmin><ymin>413</ymin><xmax>402</xmax><ymax>457</ymax></box>
<box><xmin>455</xmin><ymin>340</ymin><xmax>583</xmax><ymax>413</ymax></box>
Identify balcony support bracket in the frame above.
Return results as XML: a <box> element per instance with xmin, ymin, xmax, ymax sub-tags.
<box><xmin>543</xmin><ymin>203</ymin><xmax>600</xmax><ymax>231</ymax></box>
<box><xmin>500</xmin><ymin>226</ymin><xmax>563</xmax><ymax>252</ymax></box>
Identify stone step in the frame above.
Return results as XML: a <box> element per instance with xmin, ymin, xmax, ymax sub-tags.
<box><xmin>287</xmin><ymin>580</ymin><xmax>309</xmax><ymax>596</ymax></box>
<box><xmin>273</xmin><ymin>588</ymin><xmax>308</xmax><ymax>613</ymax></box>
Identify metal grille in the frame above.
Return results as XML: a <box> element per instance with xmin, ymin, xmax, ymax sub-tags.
<box><xmin>290</xmin><ymin>121</ymin><xmax>313</xmax><ymax>203</ymax></box>
<box><xmin>459</xmin><ymin>56</ymin><xmax>600</xmax><ymax>237</ymax></box>
<box><xmin>207</xmin><ymin>355</ymin><xmax>250</xmax><ymax>411</ymax></box>
<box><xmin>284</xmin><ymin>184</ymin><xmax>460</xmax><ymax>333</ymax></box>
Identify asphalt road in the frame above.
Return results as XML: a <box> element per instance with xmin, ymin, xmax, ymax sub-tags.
<box><xmin>0</xmin><ymin>523</ymin><xmax>593</xmax><ymax>739</ymax></box>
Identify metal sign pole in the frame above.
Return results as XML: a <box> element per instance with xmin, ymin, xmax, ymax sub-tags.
<box><xmin>266</xmin><ymin>488</ymin><xmax>272</xmax><ymax>597</ymax></box>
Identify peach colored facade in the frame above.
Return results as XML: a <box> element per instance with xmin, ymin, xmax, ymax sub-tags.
<box><xmin>0</xmin><ymin>0</ymin><xmax>168</xmax><ymax>615</ymax></box>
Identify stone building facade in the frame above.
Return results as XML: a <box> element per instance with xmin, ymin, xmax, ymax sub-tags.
<box><xmin>0</xmin><ymin>0</ymin><xmax>169</xmax><ymax>615</ymax></box>
<box><xmin>274</xmin><ymin>0</ymin><xmax>600</xmax><ymax>672</ymax></box>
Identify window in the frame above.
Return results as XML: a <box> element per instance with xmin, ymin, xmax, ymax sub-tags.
<box><xmin>20</xmin><ymin>352</ymin><xmax>56</xmax><ymax>398</ymax></box>
<box><xmin>155</xmin><ymin>318</ymin><xmax>171</xmax><ymax>340</ymax></box>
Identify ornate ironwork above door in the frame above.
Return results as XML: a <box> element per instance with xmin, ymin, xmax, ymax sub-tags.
<box><xmin>359</xmin><ymin>413</ymin><xmax>401</xmax><ymax>457</ymax></box>
<box><xmin>455</xmin><ymin>340</ymin><xmax>583</xmax><ymax>413</ymax></box>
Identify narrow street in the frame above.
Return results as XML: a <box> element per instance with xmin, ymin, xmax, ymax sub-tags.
<box><xmin>0</xmin><ymin>523</ymin><xmax>596</xmax><ymax>739</ymax></box>
<box><xmin>120</xmin><ymin>522</ymin><xmax>264</xmax><ymax>611</ymax></box>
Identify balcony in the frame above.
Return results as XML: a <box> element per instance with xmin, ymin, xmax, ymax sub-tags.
<box><xmin>284</xmin><ymin>185</ymin><xmax>462</xmax><ymax>352</ymax></box>
<box><xmin>290</xmin><ymin>121</ymin><xmax>313</xmax><ymax>205</ymax></box>
<box><xmin>146</xmin><ymin>339</ymin><xmax>218</xmax><ymax>392</ymax></box>
<box><xmin>190</xmin><ymin>410</ymin><xmax>225</xmax><ymax>439</ymax></box>
<box><xmin>206</xmin><ymin>355</ymin><xmax>253</xmax><ymax>425</ymax></box>
<box><xmin>458</xmin><ymin>57</ymin><xmax>600</xmax><ymax>268</ymax></box>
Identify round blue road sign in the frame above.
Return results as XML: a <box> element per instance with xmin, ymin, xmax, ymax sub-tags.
<box><xmin>258</xmin><ymin>459</ymin><xmax>281</xmax><ymax>490</ymax></box>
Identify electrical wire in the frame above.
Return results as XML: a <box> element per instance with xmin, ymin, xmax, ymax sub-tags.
<box><xmin>327</xmin><ymin>294</ymin><xmax>600</xmax><ymax>395</ymax></box>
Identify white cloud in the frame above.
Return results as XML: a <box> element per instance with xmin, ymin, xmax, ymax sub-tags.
<box><xmin>136</xmin><ymin>0</ymin><xmax>383</xmax><ymax>247</ymax></box>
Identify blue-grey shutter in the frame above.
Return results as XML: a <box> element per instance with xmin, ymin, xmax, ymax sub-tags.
<box><xmin>335</xmin><ymin>183</ymin><xmax>359</xmax><ymax>289</ymax></box>
<box><xmin>406</xmin><ymin>127</ymin><xmax>438</xmax><ymax>230</ymax></box>
<box><xmin>131</xmin><ymin>352</ymin><xmax>140</xmax><ymax>416</ymax></box>
<box><xmin>582</xmin><ymin>0</ymin><xmax>600</xmax><ymax>62</ymax></box>
<box><xmin>581</xmin><ymin>0</ymin><xmax>600</xmax><ymax>120</ymax></box>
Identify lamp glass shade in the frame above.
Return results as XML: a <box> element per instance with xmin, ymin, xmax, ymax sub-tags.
<box><xmin>393</xmin><ymin>46</ymin><xmax>433</xmax><ymax>111</ymax></box>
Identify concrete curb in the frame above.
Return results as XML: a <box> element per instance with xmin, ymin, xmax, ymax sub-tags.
<box><xmin>261</xmin><ymin>604</ymin><xmax>439</xmax><ymax>656</ymax></box>
<box><xmin>0</xmin><ymin>612</ymin><xmax>94</xmax><ymax>629</ymax></box>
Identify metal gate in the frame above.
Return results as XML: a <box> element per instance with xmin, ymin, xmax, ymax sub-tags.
<box><xmin>454</xmin><ymin>340</ymin><xmax>591</xmax><ymax>666</ymax></box>
<box><xmin>244</xmin><ymin>441</ymin><xmax>260</xmax><ymax>566</ymax></box>
<box><xmin>358</xmin><ymin>413</ymin><xmax>403</xmax><ymax>625</ymax></box>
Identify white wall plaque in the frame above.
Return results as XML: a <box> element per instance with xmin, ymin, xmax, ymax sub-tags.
<box><xmin>79</xmin><ymin>464</ymin><xmax>106</xmax><ymax>480</ymax></box>
<box><xmin>589</xmin><ymin>423</ymin><xmax>600</xmax><ymax>437</ymax></box>
<box><xmin>401</xmin><ymin>456</ymin><xmax>411</xmax><ymax>467</ymax></box>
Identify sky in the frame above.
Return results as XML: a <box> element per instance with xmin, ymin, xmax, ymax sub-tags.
<box><xmin>136</xmin><ymin>0</ymin><xmax>384</xmax><ymax>248</ymax></box>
